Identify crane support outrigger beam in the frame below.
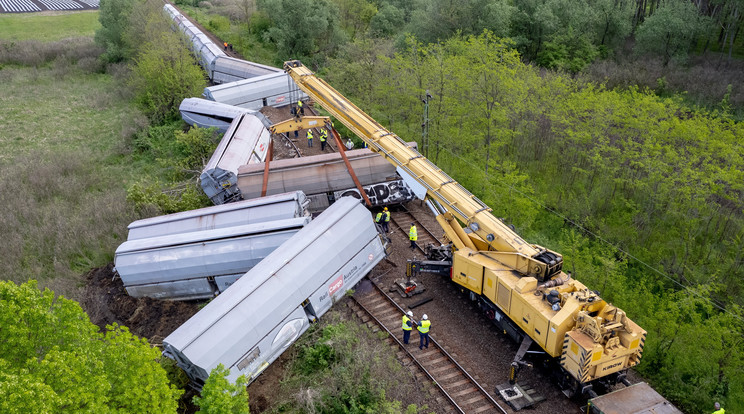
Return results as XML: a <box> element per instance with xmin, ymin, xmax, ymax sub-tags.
<box><xmin>284</xmin><ymin>60</ymin><xmax>561</xmax><ymax>280</ymax></box>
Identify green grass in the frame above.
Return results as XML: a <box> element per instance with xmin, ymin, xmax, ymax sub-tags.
<box><xmin>0</xmin><ymin>12</ymin><xmax>149</xmax><ymax>300</ymax></box>
<box><xmin>0</xmin><ymin>11</ymin><xmax>100</xmax><ymax>42</ymax></box>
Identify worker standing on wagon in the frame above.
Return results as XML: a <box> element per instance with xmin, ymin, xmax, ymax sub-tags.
<box><xmin>418</xmin><ymin>314</ymin><xmax>430</xmax><ymax>350</ymax></box>
<box><xmin>409</xmin><ymin>222</ymin><xmax>418</xmax><ymax>250</ymax></box>
<box><xmin>345</xmin><ymin>138</ymin><xmax>354</xmax><ymax>150</ymax></box>
<box><xmin>306</xmin><ymin>129</ymin><xmax>313</xmax><ymax>148</ymax></box>
<box><xmin>297</xmin><ymin>99</ymin><xmax>304</xmax><ymax>115</ymax></box>
<box><xmin>713</xmin><ymin>402</ymin><xmax>725</xmax><ymax>414</ymax></box>
<box><xmin>319</xmin><ymin>127</ymin><xmax>328</xmax><ymax>150</ymax></box>
<box><xmin>402</xmin><ymin>311</ymin><xmax>414</xmax><ymax>344</ymax></box>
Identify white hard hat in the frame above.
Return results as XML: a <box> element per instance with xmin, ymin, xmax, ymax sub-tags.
<box><xmin>406</xmin><ymin>311</ymin><xmax>413</xmax><ymax>317</ymax></box>
<box><xmin>422</xmin><ymin>314</ymin><xmax>428</xmax><ymax>320</ymax></box>
<box><xmin>715</xmin><ymin>403</ymin><xmax>721</xmax><ymax>409</ymax></box>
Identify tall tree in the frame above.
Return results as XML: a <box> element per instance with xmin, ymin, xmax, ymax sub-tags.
<box><xmin>634</xmin><ymin>0</ymin><xmax>712</xmax><ymax>65</ymax></box>
<box><xmin>258</xmin><ymin>0</ymin><xmax>346</xmax><ymax>65</ymax></box>
<box><xmin>95</xmin><ymin>0</ymin><xmax>139</xmax><ymax>62</ymax></box>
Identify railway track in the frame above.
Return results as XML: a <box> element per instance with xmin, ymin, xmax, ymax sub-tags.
<box><xmin>390</xmin><ymin>205</ymin><xmax>442</xmax><ymax>255</ymax></box>
<box><xmin>350</xmin><ymin>278</ymin><xmax>511</xmax><ymax>414</ymax></box>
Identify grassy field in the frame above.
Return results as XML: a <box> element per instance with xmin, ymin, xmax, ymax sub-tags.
<box><xmin>0</xmin><ymin>12</ymin><xmax>146</xmax><ymax>300</ymax></box>
<box><xmin>0</xmin><ymin>11</ymin><xmax>100</xmax><ymax>42</ymax></box>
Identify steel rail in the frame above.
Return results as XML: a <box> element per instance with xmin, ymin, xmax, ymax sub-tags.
<box><xmin>356</xmin><ymin>278</ymin><xmax>509</xmax><ymax>414</ymax></box>
<box><xmin>352</xmin><ymin>288</ymin><xmax>466</xmax><ymax>414</ymax></box>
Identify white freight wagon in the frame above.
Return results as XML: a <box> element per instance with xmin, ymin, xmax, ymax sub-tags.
<box><xmin>179</xmin><ymin>98</ymin><xmax>253</xmax><ymax>133</ymax></box>
<box><xmin>212</xmin><ymin>56</ymin><xmax>281</xmax><ymax>85</ymax></box>
<box><xmin>115</xmin><ymin>216</ymin><xmax>311</xmax><ymax>300</ymax></box>
<box><xmin>200</xmin><ymin>112</ymin><xmax>272</xmax><ymax>205</ymax></box>
<box><xmin>162</xmin><ymin>197</ymin><xmax>386</xmax><ymax>387</ymax></box>
<box><xmin>126</xmin><ymin>191</ymin><xmax>309</xmax><ymax>240</ymax></box>
<box><xmin>202</xmin><ymin>72</ymin><xmax>308</xmax><ymax>110</ymax></box>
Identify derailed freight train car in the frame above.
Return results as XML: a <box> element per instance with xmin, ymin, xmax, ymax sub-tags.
<box><xmin>200</xmin><ymin>112</ymin><xmax>272</xmax><ymax>205</ymax></box>
<box><xmin>202</xmin><ymin>72</ymin><xmax>308</xmax><ymax>110</ymax></box>
<box><xmin>178</xmin><ymin>98</ymin><xmax>251</xmax><ymax>132</ymax></box>
<box><xmin>115</xmin><ymin>216</ymin><xmax>311</xmax><ymax>300</ymax></box>
<box><xmin>163</xmin><ymin>4</ymin><xmax>280</xmax><ymax>84</ymax></box>
<box><xmin>162</xmin><ymin>197</ymin><xmax>386</xmax><ymax>387</ymax></box>
<box><xmin>126</xmin><ymin>191</ymin><xmax>309</xmax><ymax>240</ymax></box>
<box><xmin>237</xmin><ymin>145</ymin><xmax>417</xmax><ymax>211</ymax></box>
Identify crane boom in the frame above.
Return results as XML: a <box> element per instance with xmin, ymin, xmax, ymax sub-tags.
<box><xmin>284</xmin><ymin>61</ymin><xmax>645</xmax><ymax>396</ymax></box>
<box><xmin>284</xmin><ymin>60</ymin><xmax>561</xmax><ymax>279</ymax></box>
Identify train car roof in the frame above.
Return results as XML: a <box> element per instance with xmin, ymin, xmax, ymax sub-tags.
<box><xmin>163</xmin><ymin>197</ymin><xmax>377</xmax><ymax>365</ymax></box>
<box><xmin>116</xmin><ymin>216</ymin><xmax>310</xmax><ymax>254</ymax></box>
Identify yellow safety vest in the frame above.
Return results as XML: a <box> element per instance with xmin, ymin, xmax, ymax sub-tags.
<box><xmin>297</xmin><ymin>100</ymin><xmax>303</xmax><ymax>108</ymax></box>
<box><xmin>713</xmin><ymin>409</ymin><xmax>725</xmax><ymax>414</ymax></box>
<box><xmin>418</xmin><ymin>319</ymin><xmax>430</xmax><ymax>333</ymax></box>
<box><xmin>409</xmin><ymin>225</ymin><xmax>417</xmax><ymax>241</ymax></box>
<box><xmin>307</xmin><ymin>130</ymin><xmax>313</xmax><ymax>140</ymax></box>
<box><xmin>402</xmin><ymin>315</ymin><xmax>412</xmax><ymax>331</ymax></box>
<box><xmin>320</xmin><ymin>128</ymin><xmax>327</xmax><ymax>142</ymax></box>
<box><xmin>383</xmin><ymin>211</ymin><xmax>391</xmax><ymax>222</ymax></box>
<box><xmin>375</xmin><ymin>212</ymin><xmax>383</xmax><ymax>222</ymax></box>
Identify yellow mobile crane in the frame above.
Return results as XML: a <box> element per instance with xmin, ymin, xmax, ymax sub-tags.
<box><xmin>284</xmin><ymin>61</ymin><xmax>646</xmax><ymax>397</ymax></box>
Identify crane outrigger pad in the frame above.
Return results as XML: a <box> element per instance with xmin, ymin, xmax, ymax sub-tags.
<box><xmin>495</xmin><ymin>382</ymin><xmax>545</xmax><ymax>411</ymax></box>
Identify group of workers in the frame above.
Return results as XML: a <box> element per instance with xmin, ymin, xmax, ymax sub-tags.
<box><xmin>402</xmin><ymin>311</ymin><xmax>431</xmax><ymax>350</ymax></box>
<box><xmin>374</xmin><ymin>207</ymin><xmax>418</xmax><ymax>249</ymax></box>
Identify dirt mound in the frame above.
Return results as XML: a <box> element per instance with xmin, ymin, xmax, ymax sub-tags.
<box><xmin>81</xmin><ymin>264</ymin><xmax>201</xmax><ymax>341</ymax></box>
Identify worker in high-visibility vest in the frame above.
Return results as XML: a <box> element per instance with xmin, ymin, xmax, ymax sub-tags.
<box><xmin>297</xmin><ymin>99</ymin><xmax>304</xmax><ymax>115</ymax></box>
<box><xmin>713</xmin><ymin>402</ymin><xmax>725</xmax><ymax>414</ymax></box>
<box><xmin>417</xmin><ymin>314</ymin><xmax>430</xmax><ymax>350</ymax></box>
<box><xmin>401</xmin><ymin>311</ymin><xmax>414</xmax><ymax>344</ymax></box>
<box><xmin>382</xmin><ymin>207</ymin><xmax>390</xmax><ymax>232</ymax></box>
<box><xmin>409</xmin><ymin>222</ymin><xmax>417</xmax><ymax>250</ymax></box>
<box><xmin>319</xmin><ymin>128</ymin><xmax>328</xmax><ymax>150</ymax></box>
<box><xmin>306</xmin><ymin>129</ymin><xmax>313</xmax><ymax>147</ymax></box>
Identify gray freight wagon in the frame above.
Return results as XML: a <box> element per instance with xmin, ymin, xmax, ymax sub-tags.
<box><xmin>202</xmin><ymin>71</ymin><xmax>307</xmax><ymax>110</ymax></box>
<box><xmin>162</xmin><ymin>197</ymin><xmax>386</xmax><ymax>387</ymax></box>
<box><xmin>200</xmin><ymin>112</ymin><xmax>272</xmax><ymax>205</ymax></box>
<box><xmin>115</xmin><ymin>216</ymin><xmax>311</xmax><ymax>300</ymax></box>
<box><xmin>126</xmin><ymin>191</ymin><xmax>309</xmax><ymax>240</ymax></box>
<box><xmin>179</xmin><ymin>98</ymin><xmax>252</xmax><ymax>132</ymax></box>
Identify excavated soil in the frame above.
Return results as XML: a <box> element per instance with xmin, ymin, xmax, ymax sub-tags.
<box><xmin>81</xmin><ymin>264</ymin><xmax>201</xmax><ymax>342</ymax></box>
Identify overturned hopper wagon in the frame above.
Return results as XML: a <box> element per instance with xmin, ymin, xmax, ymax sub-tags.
<box><xmin>162</xmin><ymin>197</ymin><xmax>387</xmax><ymax>387</ymax></box>
<box><xmin>114</xmin><ymin>216</ymin><xmax>311</xmax><ymax>300</ymax></box>
<box><xmin>126</xmin><ymin>191</ymin><xmax>309</xmax><ymax>240</ymax></box>
<box><xmin>200</xmin><ymin>113</ymin><xmax>272</xmax><ymax>205</ymax></box>
<box><xmin>179</xmin><ymin>98</ymin><xmax>255</xmax><ymax>132</ymax></box>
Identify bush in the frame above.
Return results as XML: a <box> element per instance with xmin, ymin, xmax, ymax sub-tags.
<box><xmin>128</xmin><ymin>30</ymin><xmax>207</xmax><ymax>122</ymax></box>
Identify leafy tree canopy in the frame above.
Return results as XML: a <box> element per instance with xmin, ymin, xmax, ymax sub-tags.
<box><xmin>0</xmin><ymin>280</ymin><xmax>181</xmax><ymax>414</ymax></box>
<box><xmin>193</xmin><ymin>364</ymin><xmax>250</xmax><ymax>414</ymax></box>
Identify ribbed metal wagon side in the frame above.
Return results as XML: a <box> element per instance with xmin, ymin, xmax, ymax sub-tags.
<box><xmin>162</xmin><ymin>197</ymin><xmax>387</xmax><ymax>386</ymax></box>
<box><xmin>115</xmin><ymin>216</ymin><xmax>311</xmax><ymax>300</ymax></box>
